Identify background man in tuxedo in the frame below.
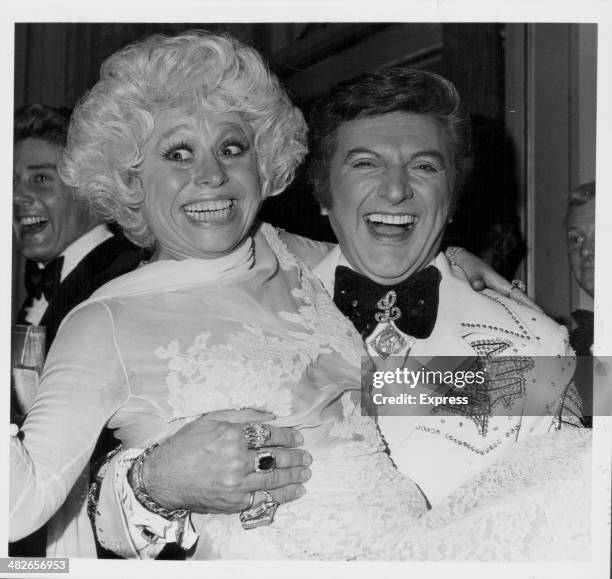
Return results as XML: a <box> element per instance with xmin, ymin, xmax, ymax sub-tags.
<box><xmin>566</xmin><ymin>181</ymin><xmax>596</xmax><ymax>423</ymax></box>
<box><xmin>11</xmin><ymin>104</ymin><xmax>146</xmax><ymax>556</ymax></box>
<box><xmin>13</xmin><ymin>104</ymin><xmax>146</xmax><ymax>349</ymax></box>
<box><xmin>566</xmin><ymin>181</ymin><xmax>595</xmax><ymax>351</ymax></box>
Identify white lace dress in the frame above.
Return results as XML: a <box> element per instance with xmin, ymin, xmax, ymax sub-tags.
<box><xmin>10</xmin><ymin>223</ymin><xmax>590</xmax><ymax>560</ymax></box>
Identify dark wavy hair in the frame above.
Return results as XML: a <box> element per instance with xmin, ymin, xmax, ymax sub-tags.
<box><xmin>14</xmin><ymin>104</ymin><xmax>72</xmax><ymax>148</ymax></box>
<box><xmin>307</xmin><ymin>67</ymin><xmax>472</xmax><ymax>210</ymax></box>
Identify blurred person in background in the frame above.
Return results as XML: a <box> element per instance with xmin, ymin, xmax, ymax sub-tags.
<box><xmin>566</xmin><ymin>181</ymin><xmax>595</xmax><ymax>424</ymax></box>
<box><xmin>13</xmin><ymin>104</ymin><xmax>145</xmax><ymax>349</ymax></box>
<box><xmin>11</xmin><ymin>104</ymin><xmax>145</xmax><ymax>556</ymax></box>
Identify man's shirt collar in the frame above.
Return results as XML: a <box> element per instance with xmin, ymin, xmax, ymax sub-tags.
<box><xmin>56</xmin><ymin>224</ymin><xmax>113</xmax><ymax>281</ymax></box>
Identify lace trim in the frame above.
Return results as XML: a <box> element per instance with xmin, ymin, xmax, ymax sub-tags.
<box><xmin>157</xmin><ymin>224</ymin><xmax>365</xmax><ymax>419</ymax></box>
<box><xmin>263</xmin><ymin>224</ymin><xmax>364</xmax><ymax>367</ymax></box>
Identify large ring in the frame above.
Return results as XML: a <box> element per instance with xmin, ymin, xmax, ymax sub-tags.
<box><xmin>510</xmin><ymin>279</ymin><xmax>527</xmax><ymax>293</ymax></box>
<box><xmin>255</xmin><ymin>450</ymin><xmax>276</xmax><ymax>473</ymax></box>
<box><xmin>239</xmin><ymin>490</ymin><xmax>280</xmax><ymax>530</ymax></box>
<box><xmin>242</xmin><ymin>423</ymin><xmax>272</xmax><ymax>449</ymax></box>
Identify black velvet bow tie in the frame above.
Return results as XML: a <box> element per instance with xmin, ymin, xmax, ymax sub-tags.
<box><xmin>333</xmin><ymin>264</ymin><xmax>441</xmax><ymax>339</ymax></box>
<box><xmin>24</xmin><ymin>256</ymin><xmax>64</xmax><ymax>302</ymax></box>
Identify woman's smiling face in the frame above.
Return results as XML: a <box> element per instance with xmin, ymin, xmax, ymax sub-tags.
<box><xmin>139</xmin><ymin>109</ymin><xmax>262</xmax><ymax>261</ymax></box>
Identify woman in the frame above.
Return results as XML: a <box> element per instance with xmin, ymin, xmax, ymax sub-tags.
<box><xmin>10</xmin><ymin>30</ymin><xmax>589</xmax><ymax>560</ymax></box>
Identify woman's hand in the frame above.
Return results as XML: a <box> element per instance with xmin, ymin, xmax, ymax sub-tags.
<box><xmin>446</xmin><ymin>246</ymin><xmax>542</xmax><ymax>312</ymax></box>
<box><xmin>141</xmin><ymin>408</ymin><xmax>312</xmax><ymax>514</ymax></box>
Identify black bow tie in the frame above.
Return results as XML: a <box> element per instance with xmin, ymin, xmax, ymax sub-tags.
<box><xmin>333</xmin><ymin>265</ymin><xmax>441</xmax><ymax>339</ymax></box>
<box><xmin>569</xmin><ymin>309</ymin><xmax>594</xmax><ymax>356</ymax></box>
<box><xmin>24</xmin><ymin>256</ymin><xmax>64</xmax><ymax>302</ymax></box>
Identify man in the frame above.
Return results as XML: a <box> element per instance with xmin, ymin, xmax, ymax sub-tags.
<box><xmin>90</xmin><ymin>69</ymin><xmax>577</xmax><ymax>558</ymax></box>
<box><xmin>306</xmin><ymin>68</ymin><xmax>581</xmax><ymax>503</ymax></box>
<box><xmin>566</xmin><ymin>181</ymin><xmax>595</xmax><ymax>422</ymax></box>
<box><xmin>11</xmin><ymin>104</ymin><xmax>146</xmax><ymax>556</ymax></box>
<box><xmin>566</xmin><ymin>181</ymin><xmax>595</xmax><ymax>353</ymax></box>
<box><xmin>13</xmin><ymin>104</ymin><xmax>146</xmax><ymax>349</ymax></box>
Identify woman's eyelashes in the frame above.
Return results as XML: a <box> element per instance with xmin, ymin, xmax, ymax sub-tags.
<box><xmin>161</xmin><ymin>137</ymin><xmax>249</xmax><ymax>163</ymax></box>
<box><xmin>161</xmin><ymin>141</ymin><xmax>194</xmax><ymax>163</ymax></box>
<box><xmin>219</xmin><ymin>138</ymin><xmax>249</xmax><ymax>158</ymax></box>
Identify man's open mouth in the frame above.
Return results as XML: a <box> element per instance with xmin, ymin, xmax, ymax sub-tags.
<box><xmin>17</xmin><ymin>215</ymin><xmax>49</xmax><ymax>236</ymax></box>
<box><xmin>364</xmin><ymin>213</ymin><xmax>417</xmax><ymax>236</ymax></box>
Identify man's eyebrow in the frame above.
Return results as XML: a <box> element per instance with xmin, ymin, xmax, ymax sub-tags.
<box><xmin>26</xmin><ymin>163</ymin><xmax>58</xmax><ymax>171</ymax></box>
<box><xmin>409</xmin><ymin>150</ymin><xmax>447</xmax><ymax>165</ymax></box>
<box><xmin>344</xmin><ymin>147</ymin><xmax>381</xmax><ymax>158</ymax></box>
<box><xmin>343</xmin><ymin>147</ymin><xmax>448</xmax><ymax>165</ymax></box>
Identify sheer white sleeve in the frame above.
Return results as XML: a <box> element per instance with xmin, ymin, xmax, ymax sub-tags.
<box><xmin>10</xmin><ymin>302</ymin><xmax>129</xmax><ymax>541</ymax></box>
<box><xmin>277</xmin><ymin>229</ymin><xmax>334</xmax><ymax>270</ymax></box>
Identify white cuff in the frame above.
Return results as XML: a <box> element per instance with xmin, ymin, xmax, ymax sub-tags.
<box><xmin>114</xmin><ymin>449</ymin><xmax>198</xmax><ymax>555</ymax></box>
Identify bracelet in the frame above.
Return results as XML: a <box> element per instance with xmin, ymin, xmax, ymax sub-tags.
<box><xmin>128</xmin><ymin>444</ymin><xmax>190</xmax><ymax>522</ymax></box>
<box><xmin>445</xmin><ymin>246</ymin><xmax>465</xmax><ymax>267</ymax></box>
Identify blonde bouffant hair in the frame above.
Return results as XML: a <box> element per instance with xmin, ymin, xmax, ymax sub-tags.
<box><xmin>61</xmin><ymin>30</ymin><xmax>307</xmax><ymax>248</ymax></box>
